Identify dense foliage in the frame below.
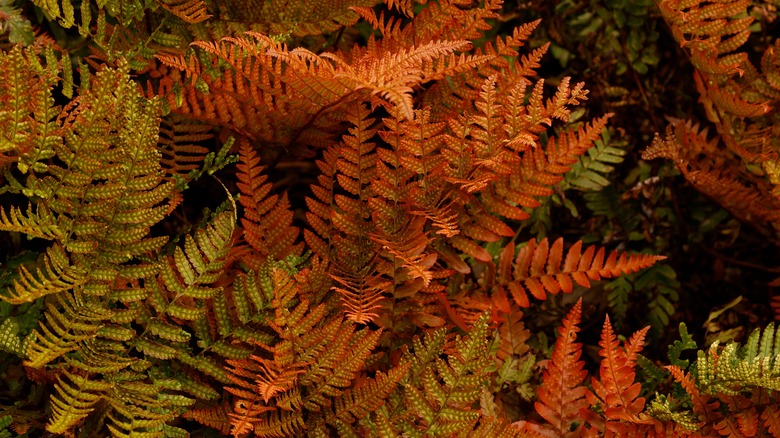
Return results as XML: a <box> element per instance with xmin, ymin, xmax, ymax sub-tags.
<box><xmin>0</xmin><ymin>0</ymin><xmax>779</xmax><ymax>436</ymax></box>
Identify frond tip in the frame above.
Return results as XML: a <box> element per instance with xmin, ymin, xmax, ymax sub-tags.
<box><xmin>533</xmin><ymin>299</ymin><xmax>588</xmax><ymax>437</ymax></box>
<box><xmin>497</xmin><ymin>237</ymin><xmax>666</xmax><ymax>307</ymax></box>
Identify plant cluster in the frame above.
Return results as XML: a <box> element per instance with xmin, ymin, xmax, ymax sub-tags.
<box><xmin>0</xmin><ymin>0</ymin><xmax>778</xmax><ymax>436</ymax></box>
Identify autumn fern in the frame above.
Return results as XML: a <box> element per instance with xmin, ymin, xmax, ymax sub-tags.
<box><xmin>649</xmin><ymin>0</ymin><xmax>780</xmax><ymax>241</ymax></box>
<box><xmin>529</xmin><ymin>299</ymin><xmax>588</xmax><ymax>437</ymax></box>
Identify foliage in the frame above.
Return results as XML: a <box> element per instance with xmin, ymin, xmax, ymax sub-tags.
<box><xmin>0</xmin><ymin>0</ymin><xmax>779</xmax><ymax>436</ymax></box>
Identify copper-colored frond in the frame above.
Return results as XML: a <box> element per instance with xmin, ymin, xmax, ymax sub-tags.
<box><xmin>498</xmin><ymin>238</ymin><xmax>666</xmax><ymax>308</ymax></box>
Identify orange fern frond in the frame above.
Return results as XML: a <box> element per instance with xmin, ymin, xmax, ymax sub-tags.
<box><xmin>532</xmin><ymin>299</ymin><xmax>589</xmax><ymax>437</ymax></box>
<box><xmin>496</xmin><ymin>237</ymin><xmax>666</xmax><ymax>308</ymax></box>
<box><xmin>236</xmin><ymin>138</ymin><xmax>302</xmax><ymax>266</ymax></box>
<box><xmin>761</xmin><ymin>402</ymin><xmax>780</xmax><ymax>437</ymax></box>
<box><xmin>658</xmin><ymin>0</ymin><xmax>753</xmax><ymax>69</ymax></box>
<box><xmin>331</xmin><ymin>271</ymin><xmax>386</xmax><ymax>325</ymax></box>
<box><xmin>304</xmin><ymin>148</ymin><xmax>338</xmax><ymax>259</ymax></box>
<box><xmin>684</xmin><ymin>169</ymin><xmax>780</xmax><ymax>225</ymax></box>
<box><xmin>157</xmin><ymin>115</ymin><xmax>213</xmax><ymax>179</ymax></box>
<box><xmin>383</xmin><ymin>0</ymin><xmax>414</xmax><ymax>17</ymax></box>
<box><xmin>495</xmin><ymin>308</ymin><xmax>531</xmax><ymax>361</ymax></box>
<box><xmin>156</xmin><ymin>0</ymin><xmax>212</xmax><ymax>23</ymax></box>
<box><xmin>181</xmin><ymin>398</ymin><xmax>234</xmax><ymax>435</ymax></box>
<box><xmin>587</xmin><ymin>317</ymin><xmax>652</xmax><ymax>425</ymax></box>
<box><xmin>666</xmin><ymin>365</ymin><xmax>721</xmax><ymax>435</ymax></box>
<box><xmin>714</xmin><ymin>395</ymin><xmax>756</xmax><ymax>437</ymax></box>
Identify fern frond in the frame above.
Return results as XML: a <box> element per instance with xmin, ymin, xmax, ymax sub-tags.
<box><xmin>533</xmin><ymin>299</ymin><xmax>588</xmax><ymax>437</ymax></box>
<box><xmin>2</xmin><ymin>244</ymin><xmax>86</xmax><ymax>304</ymax></box>
<box><xmin>331</xmin><ymin>270</ymin><xmax>386</xmax><ymax>326</ymax></box>
<box><xmin>157</xmin><ymin>0</ymin><xmax>212</xmax><ymax>23</ymax></box>
<box><xmin>565</xmin><ymin>128</ymin><xmax>627</xmax><ymax>191</ymax></box>
<box><xmin>685</xmin><ymin>169</ymin><xmax>780</xmax><ymax>225</ymax></box>
<box><xmin>587</xmin><ymin>317</ymin><xmax>651</xmax><ymax>424</ymax></box>
<box><xmin>236</xmin><ymin>138</ymin><xmax>302</xmax><ymax>266</ymax></box>
<box><xmin>697</xmin><ymin>322</ymin><xmax>780</xmax><ymax>395</ymax></box>
<box><xmin>305</xmin><ymin>148</ymin><xmax>338</xmax><ymax>258</ymax></box>
<box><xmin>301</xmin><ymin>325</ymin><xmax>382</xmax><ymax>411</ymax></box>
<box><xmin>0</xmin><ymin>44</ymin><xmax>62</xmax><ymax>174</ymax></box>
<box><xmin>151</xmin><ymin>209</ymin><xmax>235</xmax><ymax>316</ymax></box>
<box><xmin>224</xmin><ymin>264</ymin><xmax>360</xmax><ymax>436</ymax></box>
<box><xmin>762</xmin><ymin>403</ymin><xmax>780</xmax><ymax>437</ymax></box>
<box><xmin>251</xmin><ymin>409</ymin><xmax>304</xmax><ymax>438</ymax></box>
<box><xmin>26</xmin><ymin>291</ymin><xmax>114</xmax><ymax>368</ymax></box>
<box><xmin>0</xmin><ymin>203</ymin><xmax>61</xmax><ymax>240</ymax></box>
<box><xmin>181</xmin><ymin>399</ymin><xmax>233</xmax><ymax>435</ymax></box>
<box><xmin>489</xmin><ymin>114</ymin><xmax>611</xmax><ymax>219</ymax></box>
<box><xmin>392</xmin><ymin>312</ymin><xmax>493</xmax><ymax>435</ymax></box>
<box><xmin>46</xmin><ymin>370</ymin><xmax>112</xmax><ymax>434</ymax></box>
<box><xmin>326</xmin><ymin>360</ymin><xmax>410</xmax><ymax>426</ymax></box>
<box><xmin>497</xmin><ymin>237</ymin><xmax>665</xmax><ymax>307</ymax></box>
<box><xmin>157</xmin><ymin>115</ymin><xmax>213</xmax><ymax>180</ymax></box>
<box><xmin>496</xmin><ymin>307</ymin><xmax>531</xmax><ymax>361</ymax></box>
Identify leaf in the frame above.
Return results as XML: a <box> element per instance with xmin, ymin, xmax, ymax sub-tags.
<box><xmin>586</xmin><ymin>317</ymin><xmax>651</xmax><ymax>424</ymax></box>
<box><xmin>534</xmin><ymin>299</ymin><xmax>589</xmax><ymax>437</ymax></box>
<box><xmin>499</xmin><ymin>238</ymin><xmax>665</xmax><ymax>307</ymax></box>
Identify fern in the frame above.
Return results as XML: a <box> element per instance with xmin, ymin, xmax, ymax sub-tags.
<box><xmin>46</xmin><ymin>369</ymin><xmax>113</xmax><ymax>434</ymax></box>
<box><xmin>0</xmin><ymin>1</ymin><xmax>685</xmax><ymax>436</ymax></box>
<box><xmin>235</xmin><ymin>138</ymin><xmax>302</xmax><ymax>267</ymax></box>
<box><xmin>565</xmin><ymin>127</ymin><xmax>627</xmax><ymax>191</ymax></box>
<box><xmin>531</xmin><ymin>299</ymin><xmax>589</xmax><ymax>437</ymax></box>
<box><xmin>649</xmin><ymin>0</ymin><xmax>780</xmax><ymax>242</ymax></box>
<box><xmin>587</xmin><ymin>317</ymin><xmax>651</xmax><ymax>425</ymax></box>
<box><xmin>222</xmin><ymin>263</ymin><xmax>389</xmax><ymax>437</ymax></box>
<box><xmin>696</xmin><ymin>323</ymin><xmax>780</xmax><ymax>395</ymax></box>
<box><xmin>379</xmin><ymin>312</ymin><xmax>495</xmax><ymax>436</ymax></box>
<box><xmin>495</xmin><ymin>237</ymin><xmax>665</xmax><ymax>307</ymax></box>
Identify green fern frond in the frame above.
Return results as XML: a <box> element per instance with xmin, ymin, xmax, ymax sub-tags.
<box><xmin>326</xmin><ymin>361</ymin><xmax>410</xmax><ymax>426</ymax></box>
<box><xmin>0</xmin><ymin>317</ymin><xmax>31</xmax><ymax>356</ymax></box>
<box><xmin>565</xmin><ymin>128</ymin><xmax>627</xmax><ymax>191</ymax></box>
<box><xmin>0</xmin><ymin>204</ymin><xmax>61</xmax><ymax>240</ymax></box>
<box><xmin>26</xmin><ymin>290</ymin><xmax>115</xmax><ymax>368</ymax></box>
<box><xmin>46</xmin><ymin>370</ymin><xmax>113</xmax><ymax>434</ymax></box>
<box><xmin>151</xmin><ymin>209</ymin><xmax>234</xmax><ymax>317</ymax></box>
<box><xmin>393</xmin><ymin>312</ymin><xmax>494</xmax><ymax>435</ymax></box>
<box><xmin>2</xmin><ymin>244</ymin><xmax>86</xmax><ymax>304</ymax></box>
<box><xmin>695</xmin><ymin>322</ymin><xmax>780</xmax><ymax>395</ymax></box>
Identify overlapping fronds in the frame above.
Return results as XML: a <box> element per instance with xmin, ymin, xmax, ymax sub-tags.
<box><xmin>376</xmin><ymin>312</ymin><xmax>494</xmax><ymax>435</ymax></box>
<box><xmin>0</xmin><ymin>43</ymin><xmax>64</xmax><ymax>171</ymax></box>
<box><xmin>495</xmin><ymin>237</ymin><xmax>666</xmax><ymax>308</ymax></box>
<box><xmin>222</xmin><ymin>263</ymin><xmax>391</xmax><ymax>437</ymax></box>
<box><xmin>25</xmin><ymin>290</ymin><xmax>115</xmax><ymax>368</ymax></box>
<box><xmin>652</xmin><ymin>0</ymin><xmax>780</xmax><ymax>241</ymax></box>
<box><xmin>565</xmin><ymin>128</ymin><xmax>628</xmax><ymax>191</ymax></box>
<box><xmin>642</xmin><ymin>322</ymin><xmax>780</xmax><ymax>437</ymax></box>
<box><xmin>643</xmin><ymin>122</ymin><xmax>780</xmax><ymax>229</ymax></box>
<box><xmin>0</xmin><ymin>0</ymin><xmax>686</xmax><ymax>436</ymax></box>
<box><xmin>153</xmin><ymin>29</ymin><xmax>491</xmax><ymax>152</ymax></box>
<box><xmin>1</xmin><ymin>60</ymin><xmax>175</xmax><ymax>276</ymax></box>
